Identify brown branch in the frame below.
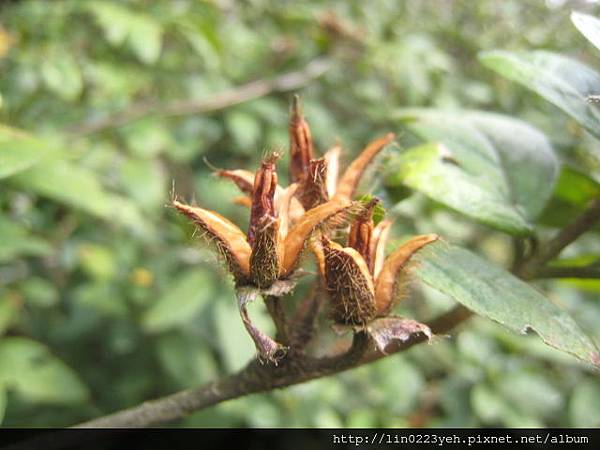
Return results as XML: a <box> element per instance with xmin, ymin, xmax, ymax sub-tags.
<box><xmin>66</xmin><ymin>58</ymin><xmax>333</xmax><ymax>136</ymax></box>
<box><xmin>519</xmin><ymin>197</ymin><xmax>600</xmax><ymax>279</ymax></box>
<box><xmin>535</xmin><ymin>265</ymin><xmax>600</xmax><ymax>279</ymax></box>
<box><xmin>74</xmin><ymin>304</ymin><xmax>470</xmax><ymax>428</ymax></box>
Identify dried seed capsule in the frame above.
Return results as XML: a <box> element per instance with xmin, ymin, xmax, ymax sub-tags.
<box><xmin>248</xmin><ymin>153</ymin><xmax>281</xmax><ymax>287</ymax></box>
<box><xmin>248</xmin><ymin>153</ymin><xmax>279</xmax><ymax>246</ymax></box>
<box><xmin>297</xmin><ymin>157</ymin><xmax>330</xmax><ymax>210</ymax></box>
<box><xmin>288</xmin><ymin>95</ymin><xmax>315</xmax><ymax>184</ymax></box>
<box><xmin>347</xmin><ymin>198</ymin><xmax>379</xmax><ymax>271</ymax></box>
<box><xmin>321</xmin><ymin>236</ymin><xmax>376</xmax><ymax>326</ymax></box>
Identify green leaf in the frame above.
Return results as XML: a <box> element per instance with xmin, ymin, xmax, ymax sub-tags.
<box><xmin>120</xmin><ymin>157</ymin><xmax>166</xmax><ymax>210</ymax></box>
<box><xmin>0</xmin><ymin>218</ymin><xmax>52</xmax><ymax>262</ymax></box>
<box><xmin>414</xmin><ymin>241</ymin><xmax>600</xmax><ymax>368</ymax></box>
<box><xmin>496</xmin><ymin>372</ymin><xmax>563</xmax><ymax>419</ymax></box>
<box><xmin>40</xmin><ymin>50</ymin><xmax>83</xmax><ymax>102</ymax></box>
<box><xmin>0</xmin><ymin>337</ymin><xmax>89</xmax><ymax>404</ymax></box>
<box><xmin>8</xmin><ymin>158</ymin><xmax>151</xmax><ymax>235</ymax></box>
<box><xmin>226</xmin><ymin>111</ymin><xmax>262</xmax><ymax>153</ymax></box>
<box><xmin>77</xmin><ymin>243</ymin><xmax>117</xmax><ymax>281</ymax></box>
<box><xmin>572</xmin><ymin>11</ymin><xmax>600</xmax><ymax>52</ymax></box>
<box><xmin>480</xmin><ymin>50</ymin><xmax>600</xmax><ymax>139</ymax></box>
<box><xmin>463</xmin><ymin>112</ymin><xmax>558</xmax><ymax>219</ymax></box>
<box><xmin>386</xmin><ymin>143</ymin><xmax>533</xmax><ymax>236</ymax></box>
<box><xmin>20</xmin><ymin>277</ymin><xmax>59</xmax><ymax>308</ymax></box>
<box><xmin>127</xmin><ymin>16</ymin><xmax>163</xmax><ymax>65</ymax></box>
<box><xmin>86</xmin><ymin>1</ymin><xmax>130</xmax><ymax>46</ymax></box>
<box><xmin>0</xmin><ymin>299</ymin><xmax>18</xmax><ymax>337</ymax></box>
<box><xmin>142</xmin><ymin>270</ymin><xmax>214</xmax><ymax>333</ymax></box>
<box><xmin>393</xmin><ymin>109</ymin><xmax>558</xmax><ymax>227</ymax></box>
<box><xmin>156</xmin><ymin>334</ymin><xmax>217</xmax><ymax>388</ymax></box>
<box><xmin>0</xmin><ymin>125</ymin><xmax>53</xmax><ymax>179</ymax></box>
<box><xmin>554</xmin><ymin>167</ymin><xmax>600</xmax><ymax>206</ymax></box>
<box><xmin>86</xmin><ymin>1</ymin><xmax>162</xmax><ymax>64</ymax></box>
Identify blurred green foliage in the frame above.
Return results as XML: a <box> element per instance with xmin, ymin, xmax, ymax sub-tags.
<box><xmin>0</xmin><ymin>0</ymin><xmax>599</xmax><ymax>427</ymax></box>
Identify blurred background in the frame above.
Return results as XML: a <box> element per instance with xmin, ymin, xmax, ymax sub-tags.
<box><xmin>0</xmin><ymin>0</ymin><xmax>599</xmax><ymax>427</ymax></box>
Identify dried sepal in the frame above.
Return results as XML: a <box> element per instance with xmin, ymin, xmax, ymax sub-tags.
<box><xmin>172</xmin><ymin>200</ymin><xmax>251</xmax><ymax>281</ymax></box>
<box><xmin>334</xmin><ymin>133</ymin><xmax>395</xmax><ymax>201</ymax></box>
<box><xmin>236</xmin><ymin>287</ymin><xmax>286</xmax><ymax>363</ymax></box>
<box><xmin>321</xmin><ymin>236</ymin><xmax>376</xmax><ymax>326</ymax></box>
<box><xmin>323</xmin><ymin>145</ymin><xmax>341</xmax><ymax>198</ymax></box>
<box><xmin>282</xmin><ymin>198</ymin><xmax>355</xmax><ymax>276</ymax></box>
<box><xmin>249</xmin><ymin>217</ymin><xmax>282</xmax><ymax>288</ymax></box>
<box><xmin>233</xmin><ymin>196</ymin><xmax>252</xmax><ymax>208</ymax></box>
<box><xmin>297</xmin><ymin>157</ymin><xmax>330</xmax><ymax>210</ymax></box>
<box><xmin>370</xmin><ymin>219</ymin><xmax>392</xmax><ymax>279</ymax></box>
<box><xmin>275</xmin><ymin>183</ymin><xmax>298</xmax><ymax>240</ymax></box>
<box><xmin>374</xmin><ymin>234</ymin><xmax>439</xmax><ymax>315</ymax></box>
<box><xmin>347</xmin><ymin>198</ymin><xmax>379</xmax><ymax>269</ymax></box>
<box><xmin>248</xmin><ymin>153</ymin><xmax>279</xmax><ymax>246</ymax></box>
<box><xmin>366</xmin><ymin>316</ymin><xmax>432</xmax><ymax>353</ymax></box>
<box><xmin>289</xmin><ymin>95</ymin><xmax>315</xmax><ymax>184</ymax></box>
<box><xmin>216</xmin><ymin>169</ymin><xmax>255</xmax><ymax>195</ymax></box>
<box><xmin>218</xmin><ymin>168</ymin><xmax>305</xmax><ymax>224</ymax></box>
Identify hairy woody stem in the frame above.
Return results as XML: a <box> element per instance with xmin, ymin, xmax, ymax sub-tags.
<box><xmin>74</xmin><ymin>304</ymin><xmax>470</xmax><ymax>428</ymax></box>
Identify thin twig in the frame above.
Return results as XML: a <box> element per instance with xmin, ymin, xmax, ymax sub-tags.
<box><xmin>535</xmin><ymin>265</ymin><xmax>600</xmax><ymax>279</ymax></box>
<box><xmin>519</xmin><ymin>197</ymin><xmax>600</xmax><ymax>279</ymax></box>
<box><xmin>66</xmin><ymin>58</ymin><xmax>333</xmax><ymax>136</ymax></box>
<box><xmin>74</xmin><ymin>304</ymin><xmax>470</xmax><ymax>428</ymax></box>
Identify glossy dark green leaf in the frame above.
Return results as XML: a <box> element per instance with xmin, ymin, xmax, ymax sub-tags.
<box><xmin>414</xmin><ymin>241</ymin><xmax>600</xmax><ymax>368</ymax></box>
<box><xmin>555</xmin><ymin>166</ymin><xmax>600</xmax><ymax>206</ymax></box>
<box><xmin>391</xmin><ymin>109</ymin><xmax>557</xmax><ymax>231</ymax></box>
<box><xmin>386</xmin><ymin>142</ymin><xmax>533</xmax><ymax>235</ymax></box>
<box><xmin>480</xmin><ymin>50</ymin><xmax>600</xmax><ymax>139</ymax></box>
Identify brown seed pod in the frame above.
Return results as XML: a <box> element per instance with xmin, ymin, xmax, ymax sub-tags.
<box><xmin>289</xmin><ymin>95</ymin><xmax>315</xmax><ymax>184</ymax></box>
<box><xmin>249</xmin><ymin>217</ymin><xmax>281</xmax><ymax>288</ymax></box>
<box><xmin>322</xmin><ymin>237</ymin><xmax>377</xmax><ymax>326</ymax></box>
<box><xmin>248</xmin><ymin>153</ymin><xmax>279</xmax><ymax>246</ymax></box>
<box><xmin>347</xmin><ymin>198</ymin><xmax>379</xmax><ymax>270</ymax></box>
<box><xmin>297</xmin><ymin>157</ymin><xmax>330</xmax><ymax>210</ymax></box>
